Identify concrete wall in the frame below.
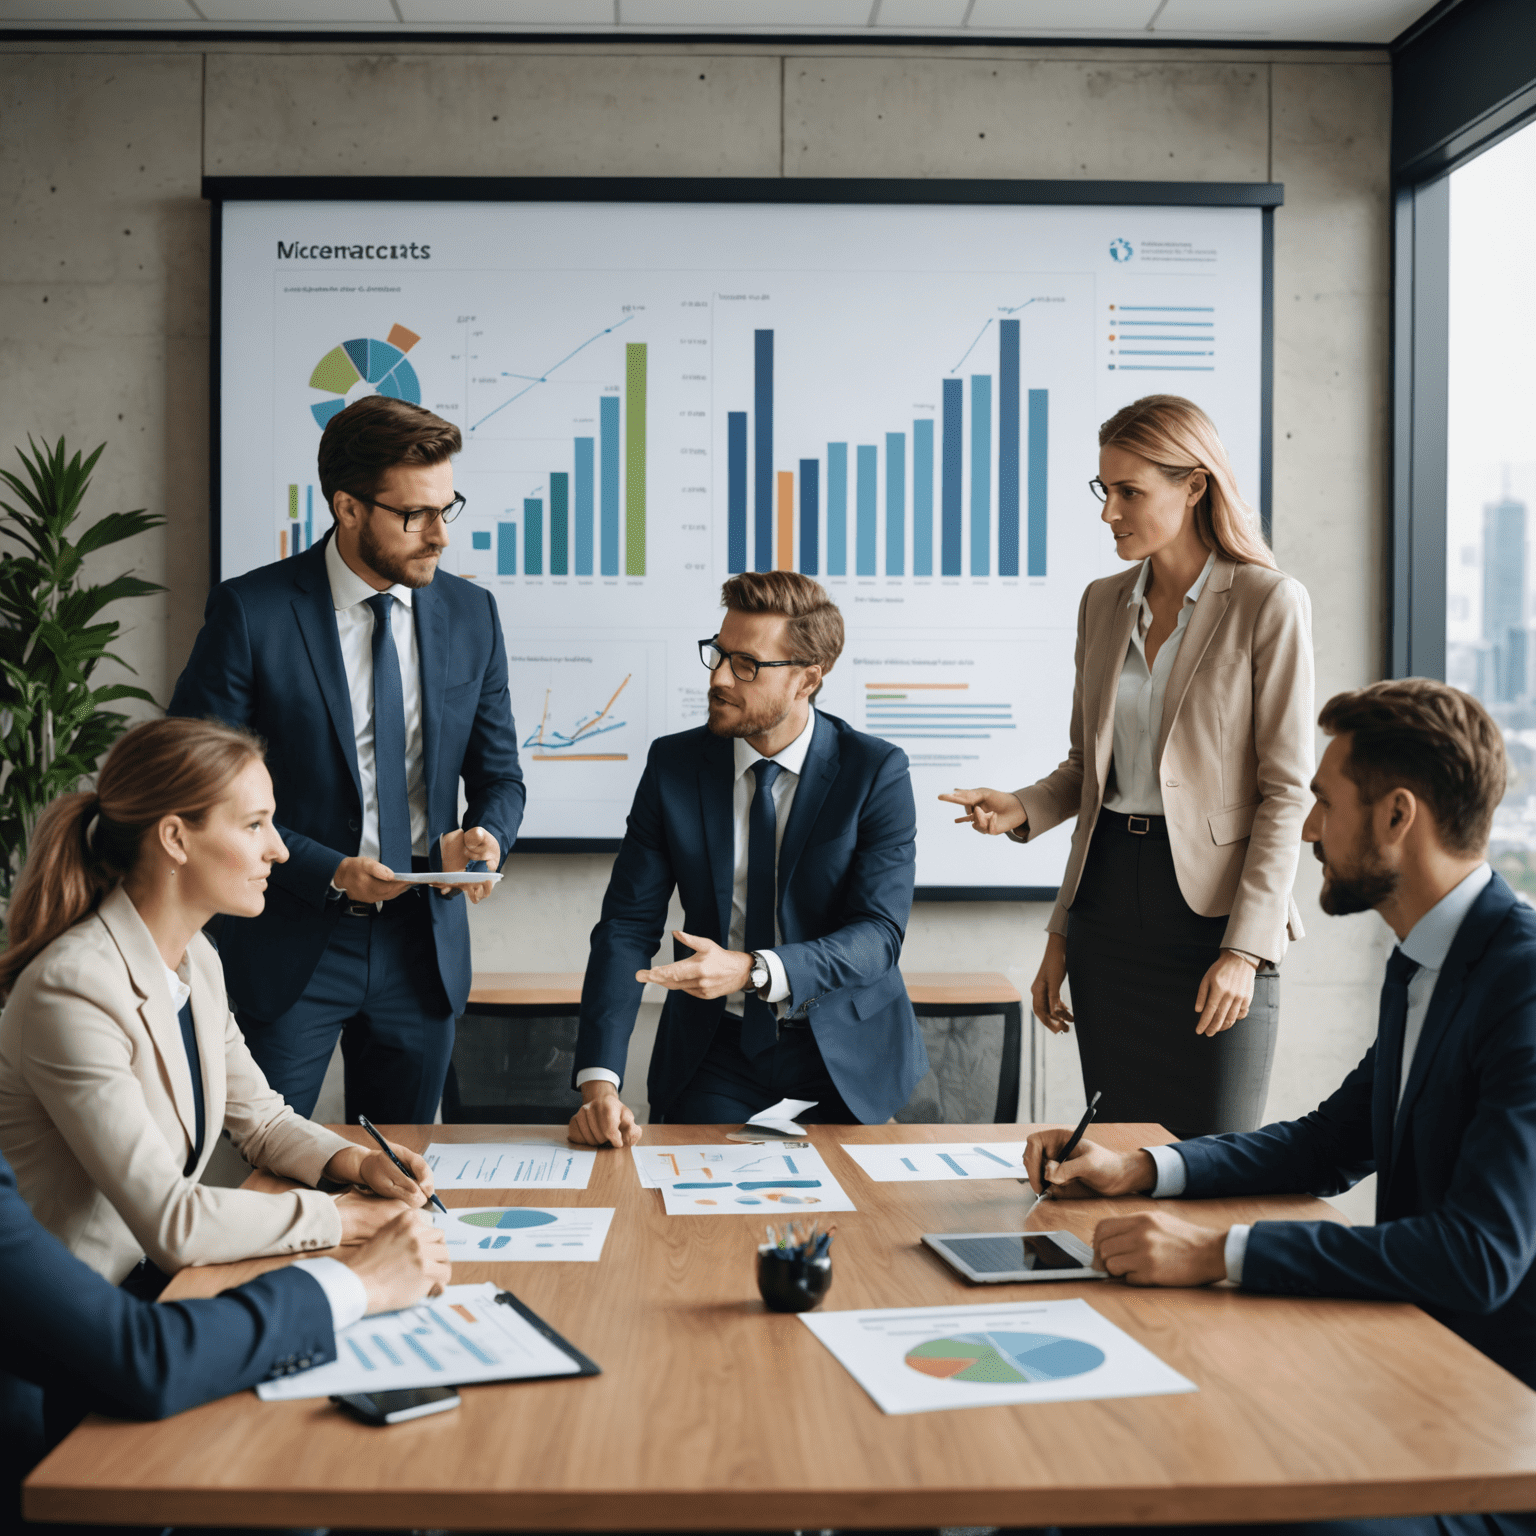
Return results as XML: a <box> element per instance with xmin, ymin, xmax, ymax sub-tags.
<box><xmin>0</xmin><ymin>39</ymin><xmax>1394</xmax><ymax>1211</ymax></box>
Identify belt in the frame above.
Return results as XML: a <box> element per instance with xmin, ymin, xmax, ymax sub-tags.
<box><xmin>339</xmin><ymin>886</ymin><xmax>425</xmax><ymax>919</ymax></box>
<box><xmin>1103</xmin><ymin>809</ymin><xmax>1168</xmax><ymax>838</ymax></box>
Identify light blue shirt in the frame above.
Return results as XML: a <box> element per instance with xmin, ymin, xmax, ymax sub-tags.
<box><xmin>1146</xmin><ymin>862</ymin><xmax>1493</xmax><ymax>1281</ymax></box>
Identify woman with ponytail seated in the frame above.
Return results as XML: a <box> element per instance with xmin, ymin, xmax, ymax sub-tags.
<box><xmin>0</xmin><ymin>717</ymin><xmax>440</xmax><ymax>1296</ymax></box>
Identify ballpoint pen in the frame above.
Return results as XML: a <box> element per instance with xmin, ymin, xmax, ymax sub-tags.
<box><xmin>356</xmin><ymin>1113</ymin><xmax>448</xmax><ymax>1215</ymax></box>
<box><xmin>1022</xmin><ymin>1090</ymin><xmax>1103</xmax><ymax>1214</ymax></box>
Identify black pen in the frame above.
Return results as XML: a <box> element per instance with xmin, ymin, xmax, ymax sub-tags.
<box><xmin>356</xmin><ymin>1113</ymin><xmax>448</xmax><ymax>1215</ymax></box>
<box><xmin>1023</xmin><ymin>1089</ymin><xmax>1103</xmax><ymax>1205</ymax></box>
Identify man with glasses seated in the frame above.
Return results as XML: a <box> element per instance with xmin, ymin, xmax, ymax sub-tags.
<box><xmin>568</xmin><ymin>572</ymin><xmax>927</xmax><ymax>1147</ymax></box>
<box><xmin>169</xmin><ymin>396</ymin><xmax>524</xmax><ymax>1123</ymax></box>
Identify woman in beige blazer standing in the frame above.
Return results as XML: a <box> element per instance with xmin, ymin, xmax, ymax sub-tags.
<box><xmin>943</xmin><ymin>396</ymin><xmax>1314</xmax><ymax>1138</ymax></box>
<box><xmin>0</xmin><ymin>717</ymin><xmax>439</xmax><ymax>1294</ymax></box>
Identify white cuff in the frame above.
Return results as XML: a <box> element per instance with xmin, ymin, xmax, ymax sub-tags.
<box><xmin>758</xmin><ymin>948</ymin><xmax>791</xmax><ymax>1004</ymax></box>
<box><xmin>575</xmin><ymin>1068</ymin><xmax>622</xmax><ymax>1088</ymax></box>
<box><xmin>1144</xmin><ymin>1144</ymin><xmax>1188</xmax><ymax>1198</ymax></box>
<box><xmin>291</xmin><ymin>1255</ymin><xmax>369</xmax><ymax>1331</ymax></box>
<box><xmin>1224</xmin><ymin>1224</ymin><xmax>1250</xmax><ymax>1285</ymax></box>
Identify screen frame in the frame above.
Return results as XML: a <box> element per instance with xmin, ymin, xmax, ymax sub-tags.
<box><xmin>203</xmin><ymin>175</ymin><xmax>1281</xmax><ymax>898</ymax></box>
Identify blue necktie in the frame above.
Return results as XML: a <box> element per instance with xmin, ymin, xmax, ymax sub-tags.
<box><xmin>1379</xmin><ymin>946</ymin><xmax>1420</xmax><ymax>1113</ymax></box>
<box><xmin>741</xmin><ymin>759</ymin><xmax>784</xmax><ymax>1058</ymax></box>
<box><xmin>365</xmin><ymin>593</ymin><xmax>413</xmax><ymax>874</ymax></box>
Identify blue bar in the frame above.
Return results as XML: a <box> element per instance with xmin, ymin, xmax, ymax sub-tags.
<box><xmin>574</xmin><ymin>436</ymin><xmax>594</xmax><ymax>575</ymax></box>
<box><xmin>1028</xmin><ymin>389</ymin><xmax>1048</xmax><ymax>577</ymax></box>
<box><xmin>971</xmin><ymin>375</ymin><xmax>991</xmax><ymax>576</ymax></box>
<box><xmin>913</xmin><ymin>419</ymin><xmax>933</xmax><ymax>577</ymax></box>
<box><xmin>497</xmin><ymin>521</ymin><xmax>517</xmax><ymax>576</ymax></box>
<box><xmin>885</xmin><ymin>432</ymin><xmax>905</xmax><ymax>576</ymax></box>
<box><xmin>599</xmin><ymin>396</ymin><xmax>619</xmax><ymax>576</ymax></box>
<box><xmin>728</xmin><ymin>411</ymin><xmax>748</xmax><ymax>573</ymax></box>
<box><xmin>799</xmin><ymin>458</ymin><xmax>819</xmax><ymax>575</ymax></box>
<box><xmin>754</xmin><ymin>330</ymin><xmax>773</xmax><ymax>571</ymax></box>
<box><xmin>524</xmin><ymin>498</ymin><xmax>543</xmax><ymax>576</ymax></box>
<box><xmin>941</xmin><ymin>378</ymin><xmax>962</xmax><ymax>576</ymax></box>
<box><xmin>305</xmin><ymin>484</ymin><xmax>313</xmax><ymax>551</ymax></box>
<box><xmin>856</xmin><ymin>445</ymin><xmax>877</xmax><ymax>577</ymax></box>
<box><xmin>827</xmin><ymin>443</ymin><xmax>848</xmax><ymax>577</ymax></box>
<box><xmin>998</xmin><ymin>320</ymin><xmax>1019</xmax><ymax>577</ymax></box>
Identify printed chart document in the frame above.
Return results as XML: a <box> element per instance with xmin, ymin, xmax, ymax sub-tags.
<box><xmin>800</xmin><ymin>1298</ymin><xmax>1196</xmax><ymax>1415</ymax></box>
<box><xmin>256</xmin><ymin>1282</ymin><xmax>592</xmax><ymax>1401</ymax></box>
<box><xmin>432</xmin><ymin>1206</ymin><xmax>615</xmax><ymax>1262</ymax></box>
<box><xmin>425</xmin><ymin>1141</ymin><xmax>595</xmax><ymax>1191</ymax></box>
<box><xmin>632</xmin><ymin>1143</ymin><xmax>856</xmax><ymax>1215</ymax></box>
<box><xmin>841</xmin><ymin>1142</ymin><xmax>1025</xmax><ymax>1182</ymax></box>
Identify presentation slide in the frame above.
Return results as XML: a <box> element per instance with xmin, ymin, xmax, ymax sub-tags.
<box><xmin>218</xmin><ymin>195</ymin><xmax>1265</xmax><ymax>890</ymax></box>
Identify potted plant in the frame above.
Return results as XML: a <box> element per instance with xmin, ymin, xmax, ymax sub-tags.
<box><xmin>0</xmin><ymin>437</ymin><xmax>165</xmax><ymax>904</ymax></box>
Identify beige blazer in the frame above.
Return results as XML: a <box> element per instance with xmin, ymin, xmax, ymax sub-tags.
<box><xmin>1015</xmin><ymin>554</ymin><xmax>1315</xmax><ymax>964</ymax></box>
<box><xmin>0</xmin><ymin>884</ymin><xmax>353</xmax><ymax>1283</ymax></box>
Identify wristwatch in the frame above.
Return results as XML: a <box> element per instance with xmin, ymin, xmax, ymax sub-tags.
<box><xmin>748</xmin><ymin>952</ymin><xmax>770</xmax><ymax>996</ymax></box>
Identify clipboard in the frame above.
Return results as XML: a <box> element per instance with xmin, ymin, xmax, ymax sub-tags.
<box><xmin>494</xmin><ymin>1288</ymin><xmax>602</xmax><ymax>1378</ymax></box>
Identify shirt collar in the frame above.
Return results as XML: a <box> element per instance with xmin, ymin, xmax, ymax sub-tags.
<box><xmin>1128</xmin><ymin>549</ymin><xmax>1218</xmax><ymax>610</ymax></box>
<box><xmin>733</xmin><ymin>705</ymin><xmax>817</xmax><ymax>782</ymax></box>
<box><xmin>324</xmin><ymin>529</ymin><xmax>415</xmax><ymax>612</ymax></box>
<box><xmin>1398</xmin><ymin>862</ymin><xmax>1493</xmax><ymax>973</ymax></box>
<box><xmin>162</xmin><ymin>961</ymin><xmax>190</xmax><ymax>1014</ymax></box>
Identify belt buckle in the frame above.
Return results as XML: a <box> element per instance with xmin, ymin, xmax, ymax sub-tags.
<box><xmin>344</xmin><ymin>900</ymin><xmax>375</xmax><ymax>918</ymax></box>
<box><xmin>1127</xmin><ymin>815</ymin><xmax>1151</xmax><ymax>836</ymax></box>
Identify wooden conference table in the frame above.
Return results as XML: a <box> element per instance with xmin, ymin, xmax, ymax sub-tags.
<box><xmin>26</xmin><ymin>1122</ymin><xmax>1536</xmax><ymax>1530</ymax></box>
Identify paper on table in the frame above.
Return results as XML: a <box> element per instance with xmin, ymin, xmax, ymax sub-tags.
<box><xmin>386</xmin><ymin>870</ymin><xmax>504</xmax><ymax>886</ymax></box>
<box><xmin>256</xmin><ymin>1282</ymin><xmax>580</xmax><ymax>1400</ymax></box>
<box><xmin>425</xmin><ymin>1142</ymin><xmax>595</xmax><ymax>1190</ymax></box>
<box><xmin>633</xmin><ymin>1143</ymin><xmax>857</xmax><ymax>1214</ymax></box>
<box><xmin>841</xmin><ymin>1142</ymin><xmax>1025</xmax><ymax>1182</ymax></box>
<box><xmin>431</xmin><ymin>1206</ymin><xmax>615</xmax><ymax>1262</ymax></box>
<box><xmin>743</xmin><ymin>1096</ymin><xmax>818</xmax><ymax>1137</ymax></box>
<box><xmin>800</xmin><ymin>1297</ymin><xmax>1197</xmax><ymax>1415</ymax></box>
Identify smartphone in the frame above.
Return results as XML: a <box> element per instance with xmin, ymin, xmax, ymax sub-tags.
<box><xmin>330</xmin><ymin>1387</ymin><xmax>462</xmax><ymax>1425</ymax></box>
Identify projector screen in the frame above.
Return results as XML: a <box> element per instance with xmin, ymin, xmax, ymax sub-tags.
<box><xmin>210</xmin><ymin>178</ymin><xmax>1277</xmax><ymax>897</ymax></box>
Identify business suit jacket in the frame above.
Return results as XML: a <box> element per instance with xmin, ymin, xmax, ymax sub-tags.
<box><xmin>0</xmin><ymin>884</ymin><xmax>355</xmax><ymax>1284</ymax></box>
<box><xmin>576</xmin><ymin>711</ymin><xmax>927</xmax><ymax>1125</ymax></box>
<box><xmin>1177</xmin><ymin>872</ymin><xmax>1536</xmax><ymax>1392</ymax></box>
<box><xmin>1014</xmin><ymin>553</ymin><xmax>1314</xmax><ymax>964</ymax></box>
<box><xmin>168</xmin><ymin>533</ymin><xmax>525</xmax><ymax>1020</ymax></box>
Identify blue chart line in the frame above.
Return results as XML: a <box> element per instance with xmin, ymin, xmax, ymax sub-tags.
<box><xmin>950</xmin><ymin>318</ymin><xmax>993</xmax><ymax>374</ymax></box>
<box><xmin>402</xmin><ymin>1331</ymin><xmax>444</xmax><ymax>1372</ymax></box>
<box><xmin>939</xmin><ymin>1154</ymin><xmax>968</xmax><ymax>1177</ymax></box>
<box><xmin>430</xmin><ymin>1309</ymin><xmax>499</xmax><ymax>1366</ymax></box>
<box><xmin>901</xmin><ymin>1157</ymin><xmax>917</xmax><ymax>1172</ymax></box>
<box><xmin>470</xmin><ymin>313</ymin><xmax>636</xmax><ymax>431</ymax></box>
<box><xmin>972</xmin><ymin>1146</ymin><xmax>1015</xmax><ymax>1167</ymax></box>
<box><xmin>347</xmin><ymin>1339</ymin><xmax>376</xmax><ymax>1371</ymax></box>
<box><xmin>372</xmin><ymin>1334</ymin><xmax>402</xmax><ymax>1365</ymax></box>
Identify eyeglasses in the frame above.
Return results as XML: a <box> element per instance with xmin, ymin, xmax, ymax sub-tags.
<box><xmin>1088</xmin><ymin>478</ymin><xmax>1109</xmax><ymax>503</ymax></box>
<box><xmin>358</xmin><ymin>492</ymin><xmax>467</xmax><ymax>532</ymax></box>
<box><xmin>699</xmin><ymin>638</ymin><xmax>811</xmax><ymax>683</ymax></box>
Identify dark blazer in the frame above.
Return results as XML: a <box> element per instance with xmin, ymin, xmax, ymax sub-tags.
<box><xmin>576</xmin><ymin>710</ymin><xmax>927</xmax><ymax>1125</ymax></box>
<box><xmin>1177</xmin><ymin>871</ymin><xmax>1536</xmax><ymax>1391</ymax></box>
<box><xmin>0</xmin><ymin>1146</ymin><xmax>333</xmax><ymax>1517</ymax></box>
<box><xmin>168</xmin><ymin>535</ymin><xmax>525</xmax><ymax>1019</ymax></box>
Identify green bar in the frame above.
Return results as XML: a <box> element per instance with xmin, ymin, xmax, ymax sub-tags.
<box><xmin>624</xmin><ymin>342</ymin><xmax>647</xmax><ymax>576</ymax></box>
<box><xmin>287</xmin><ymin>484</ymin><xmax>298</xmax><ymax>519</ymax></box>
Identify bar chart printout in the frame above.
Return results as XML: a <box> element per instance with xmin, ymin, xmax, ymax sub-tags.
<box><xmin>839</xmin><ymin>1142</ymin><xmax>1025</xmax><ymax>1182</ymax></box>
<box><xmin>424</xmin><ymin>1141</ymin><xmax>597</xmax><ymax>1190</ymax></box>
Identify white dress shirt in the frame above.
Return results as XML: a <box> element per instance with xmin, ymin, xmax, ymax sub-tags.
<box><xmin>325</xmin><ymin>534</ymin><xmax>429</xmax><ymax>860</ymax></box>
<box><xmin>1102</xmin><ymin>551</ymin><xmax>1217</xmax><ymax>816</ymax></box>
<box><xmin>1145</xmin><ymin>862</ymin><xmax>1494</xmax><ymax>1281</ymax></box>
<box><xmin>576</xmin><ymin>708</ymin><xmax>815</xmax><ymax>1089</ymax></box>
<box><xmin>160</xmin><ymin>961</ymin><xmax>369</xmax><ymax>1332</ymax></box>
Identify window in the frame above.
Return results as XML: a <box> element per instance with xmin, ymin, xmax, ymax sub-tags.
<box><xmin>1446</xmin><ymin>119</ymin><xmax>1536</xmax><ymax>894</ymax></box>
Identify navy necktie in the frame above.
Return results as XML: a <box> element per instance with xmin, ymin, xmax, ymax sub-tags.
<box><xmin>1379</xmin><ymin>946</ymin><xmax>1420</xmax><ymax>1112</ymax></box>
<box><xmin>741</xmin><ymin>759</ymin><xmax>784</xmax><ymax>1058</ymax></box>
<box><xmin>365</xmin><ymin>592</ymin><xmax>413</xmax><ymax>874</ymax></box>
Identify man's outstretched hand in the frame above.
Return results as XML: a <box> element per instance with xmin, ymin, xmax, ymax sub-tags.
<box><xmin>435</xmin><ymin>826</ymin><xmax>501</xmax><ymax>903</ymax></box>
<box><xmin>637</xmin><ymin>931</ymin><xmax>754</xmax><ymax>1000</ymax></box>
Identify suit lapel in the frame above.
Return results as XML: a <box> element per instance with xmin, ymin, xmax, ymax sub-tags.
<box><xmin>96</xmin><ymin>887</ymin><xmax>200</xmax><ymax>1153</ymax></box>
<box><xmin>291</xmin><ymin>538</ymin><xmax>363</xmax><ymax>806</ymax></box>
<box><xmin>1090</xmin><ymin>569</ymin><xmax>1141</xmax><ymax>792</ymax></box>
<box><xmin>776</xmin><ymin>712</ymin><xmax>839</xmax><ymax>895</ymax></box>
<box><xmin>698</xmin><ymin>730</ymin><xmax>736</xmax><ymax>944</ymax></box>
<box><xmin>1154</xmin><ymin>554</ymin><xmax>1235</xmax><ymax>765</ymax></box>
<box><xmin>414</xmin><ymin>580</ymin><xmax>448</xmax><ymax>818</ymax></box>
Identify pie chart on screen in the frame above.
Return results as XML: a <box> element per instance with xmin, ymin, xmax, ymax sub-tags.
<box><xmin>309</xmin><ymin>322</ymin><xmax>422</xmax><ymax>427</ymax></box>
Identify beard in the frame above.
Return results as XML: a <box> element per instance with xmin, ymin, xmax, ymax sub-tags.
<box><xmin>1316</xmin><ymin>830</ymin><xmax>1400</xmax><ymax>916</ymax></box>
<box><xmin>706</xmin><ymin>688</ymin><xmax>794</xmax><ymax>740</ymax></box>
<box><xmin>358</xmin><ymin>514</ymin><xmax>441</xmax><ymax>590</ymax></box>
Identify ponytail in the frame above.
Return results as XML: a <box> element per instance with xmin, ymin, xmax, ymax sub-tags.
<box><xmin>0</xmin><ymin>717</ymin><xmax>264</xmax><ymax>999</ymax></box>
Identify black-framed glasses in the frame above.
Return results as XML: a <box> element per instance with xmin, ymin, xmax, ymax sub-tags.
<box><xmin>359</xmin><ymin>492</ymin><xmax>466</xmax><ymax>533</ymax></box>
<box><xmin>1088</xmin><ymin>477</ymin><xmax>1109</xmax><ymax>503</ymax></box>
<box><xmin>699</xmin><ymin>637</ymin><xmax>810</xmax><ymax>683</ymax></box>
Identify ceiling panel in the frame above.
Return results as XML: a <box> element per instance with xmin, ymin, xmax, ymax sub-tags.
<box><xmin>194</xmin><ymin>0</ymin><xmax>395</xmax><ymax>19</ymax></box>
<box><xmin>1155</xmin><ymin>0</ymin><xmax>1434</xmax><ymax>42</ymax></box>
<box><xmin>620</xmin><ymin>0</ymin><xmax>874</xmax><ymax>25</ymax></box>
<box><xmin>875</xmin><ymin>0</ymin><xmax>971</xmax><ymax>25</ymax></box>
<box><xmin>966</xmin><ymin>0</ymin><xmax>1160</xmax><ymax>31</ymax></box>
<box><xmin>0</xmin><ymin>0</ymin><xmax>196</xmax><ymax>17</ymax></box>
<box><xmin>394</xmin><ymin>0</ymin><xmax>615</xmax><ymax>20</ymax></box>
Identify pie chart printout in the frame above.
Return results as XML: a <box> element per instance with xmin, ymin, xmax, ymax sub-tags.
<box><xmin>905</xmin><ymin>1331</ymin><xmax>1106</xmax><ymax>1385</ymax></box>
<box><xmin>458</xmin><ymin>1209</ymin><xmax>558</xmax><ymax>1230</ymax></box>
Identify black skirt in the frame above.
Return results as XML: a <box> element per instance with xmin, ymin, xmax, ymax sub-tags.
<box><xmin>1064</xmin><ymin>810</ymin><xmax>1279</xmax><ymax>1140</ymax></box>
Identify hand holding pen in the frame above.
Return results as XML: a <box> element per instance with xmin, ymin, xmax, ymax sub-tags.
<box><xmin>1021</xmin><ymin>1090</ymin><xmax>1102</xmax><ymax>1214</ymax></box>
<box><xmin>356</xmin><ymin>1114</ymin><xmax>448</xmax><ymax>1215</ymax></box>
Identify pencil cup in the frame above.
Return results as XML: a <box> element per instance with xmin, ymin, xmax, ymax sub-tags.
<box><xmin>756</xmin><ymin>1245</ymin><xmax>833</xmax><ymax>1313</ymax></box>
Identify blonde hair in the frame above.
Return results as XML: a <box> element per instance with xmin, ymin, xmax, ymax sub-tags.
<box><xmin>1098</xmin><ymin>395</ymin><xmax>1275</xmax><ymax>569</ymax></box>
<box><xmin>0</xmin><ymin>717</ymin><xmax>265</xmax><ymax>998</ymax></box>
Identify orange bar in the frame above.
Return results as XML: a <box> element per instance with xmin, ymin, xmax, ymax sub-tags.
<box><xmin>777</xmin><ymin>470</ymin><xmax>794</xmax><ymax>571</ymax></box>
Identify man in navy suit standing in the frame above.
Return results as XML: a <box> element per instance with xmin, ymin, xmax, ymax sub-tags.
<box><xmin>170</xmin><ymin>397</ymin><xmax>524</xmax><ymax>1122</ymax></box>
<box><xmin>568</xmin><ymin>572</ymin><xmax>926</xmax><ymax>1146</ymax></box>
<box><xmin>1023</xmin><ymin>678</ymin><xmax>1535</xmax><ymax>1536</ymax></box>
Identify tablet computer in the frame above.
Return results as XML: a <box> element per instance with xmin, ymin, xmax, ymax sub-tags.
<box><xmin>922</xmin><ymin>1229</ymin><xmax>1103</xmax><ymax>1283</ymax></box>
